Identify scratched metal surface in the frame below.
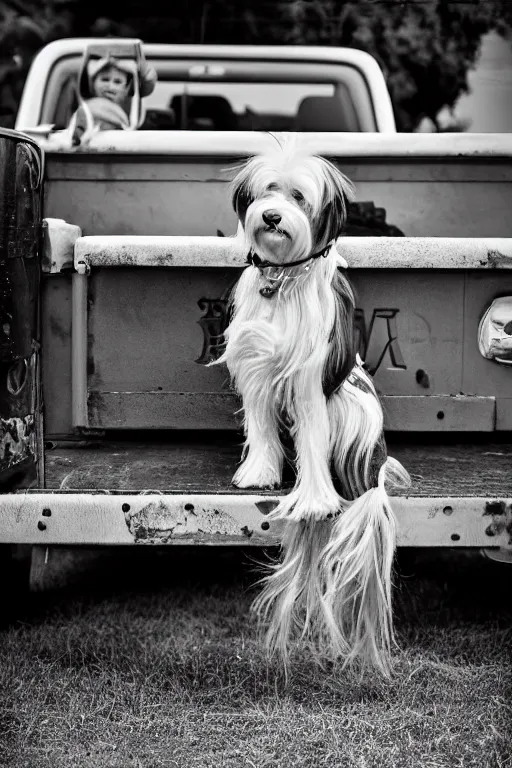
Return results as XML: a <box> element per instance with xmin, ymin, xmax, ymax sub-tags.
<box><xmin>43</xmin><ymin>438</ymin><xmax>512</xmax><ymax>498</ymax></box>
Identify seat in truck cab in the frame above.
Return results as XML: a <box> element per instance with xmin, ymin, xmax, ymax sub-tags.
<box><xmin>169</xmin><ymin>95</ymin><xmax>238</xmax><ymax>130</ymax></box>
<box><xmin>295</xmin><ymin>95</ymin><xmax>359</xmax><ymax>132</ymax></box>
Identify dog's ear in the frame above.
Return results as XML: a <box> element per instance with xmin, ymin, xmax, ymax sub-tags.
<box><xmin>315</xmin><ymin>158</ymin><xmax>355</xmax><ymax>245</ymax></box>
<box><xmin>230</xmin><ymin>160</ymin><xmax>254</xmax><ymax>225</ymax></box>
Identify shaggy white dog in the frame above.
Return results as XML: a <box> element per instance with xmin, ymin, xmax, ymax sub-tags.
<box><xmin>215</xmin><ymin>137</ymin><xmax>409</xmax><ymax>675</ymax></box>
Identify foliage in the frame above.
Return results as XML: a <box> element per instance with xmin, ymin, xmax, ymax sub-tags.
<box><xmin>189</xmin><ymin>0</ymin><xmax>508</xmax><ymax>131</ymax></box>
<box><xmin>0</xmin><ymin>0</ymin><xmax>511</xmax><ymax>130</ymax></box>
<box><xmin>0</xmin><ymin>1</ymin><xmax>76</xmax><ymax>126</ymax></box>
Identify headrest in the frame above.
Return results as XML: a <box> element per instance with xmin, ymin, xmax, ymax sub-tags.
<box><xmin>296</xmin><ymin>95</ymin><xmax>352</xmax><ymax>132</ymax></box>
<box><xmin>170</xmin><ymin>95</ymin><xmax>237</xmax><ymax>130</ymax></box>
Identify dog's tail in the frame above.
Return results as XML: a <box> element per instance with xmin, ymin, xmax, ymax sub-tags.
<box><xmin>318</xmin><ymin>455</ymin><xmax>409</xmax><ymax>676</ymax></box>
<box><xmin>252</xmin><ymin>367</ymin><xmax>410</xmax><ymax>676</ymax></box>
<box><xmin>251</xmin><ymin>519</ymin><xmax>333</xmax><ymax>667</ymax></box>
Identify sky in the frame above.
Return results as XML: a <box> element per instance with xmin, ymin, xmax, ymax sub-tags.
<box><xmin>449</xmin><ymin>31</ymin><xmax>512</xmax><ymax>132</ymax></box>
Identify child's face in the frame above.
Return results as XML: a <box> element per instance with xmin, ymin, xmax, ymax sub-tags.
<box><xmin>93</xmin><ymin>65</ymin><xmax>130</xmax><ymax>104</ymax></box>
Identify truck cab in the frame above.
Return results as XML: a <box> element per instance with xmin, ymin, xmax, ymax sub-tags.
<box><xmin>15</xmin><ymin>39</ymin><xmax>397</xmax><ymax>135</ymax></box>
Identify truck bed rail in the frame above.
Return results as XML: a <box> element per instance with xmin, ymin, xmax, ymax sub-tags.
<box><xmin>70</xmin><ymin>235</ymin><xmax>512</xmax><ymax>273</ymax></box>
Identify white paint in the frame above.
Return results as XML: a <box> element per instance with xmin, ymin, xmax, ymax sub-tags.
<box><xmin>73</xmin><ymin>235</ymin><xmax>512</xmax><ymax>271</ymax></box>
<box><xmin>42</xmin><ymin>218</ymin><xmax>82</xmax><ymax>273</ymax></box>
<box><xmin>0</xmin><ymin>492</ymin><xmax>509</xmax><ymax>549</ymax></box>
<box><xmin>33</xmin><ymin>130</ymin><xmax>512</xmax><ymax>157</ymax></box>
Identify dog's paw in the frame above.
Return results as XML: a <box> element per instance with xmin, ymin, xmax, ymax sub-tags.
<box><xmin>232</xmin><ymin>460</ymin><xmax>282</xmax><ymax>490</ymax></box>
<box><xmin>274</xmin><ymin>487</ymin><xmax>342</xmax><ymax>520</ymax></box>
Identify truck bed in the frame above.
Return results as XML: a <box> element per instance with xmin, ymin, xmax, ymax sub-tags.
<box><xmin>0</xmin><ymin>437</ymin><xmax>508</xmax><ymax>549</ymax></box>
<box><xmin>44</xmin><ymin>436</ymin><xmax>512</xmax><ymax>498</ymax></box>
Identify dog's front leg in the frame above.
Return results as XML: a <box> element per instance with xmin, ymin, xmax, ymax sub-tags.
<box><xmin>276</xmin><ymin>371</ymin><xmax>341</xmax><ymax>519</ymax></box>
<box><xmin>233</xmin><ymin>391</ymin><xmax>284</xmax><ymax>489</ymax></box>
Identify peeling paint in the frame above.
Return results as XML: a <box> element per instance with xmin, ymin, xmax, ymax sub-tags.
<box><xmin>485</xmin><ymin>521</ymin><xmax>505</xmax><ymax>537</ymax></box>
<box><xmin>487</xmin><ymin>250</ymin><xmax>512</xmax><ymax>269</ymax></box>
<box><xmin>75</xmin><ymin>236</ymin><xmax>512</xmax><ymax>272</ymax></box>
<box><xmin>124</xmin><ymin>498</ymin><xmax>242</xmax><ymax>543</ymax></box>
<box><xmin>0</xmin><ymin>415</ymin><xmax>35</xmax><ymax>469</ymax></box>
<box><xmin>484</xmin><ymin>500</ymin><xmax>506</xmax><ymax>516</ymax></box>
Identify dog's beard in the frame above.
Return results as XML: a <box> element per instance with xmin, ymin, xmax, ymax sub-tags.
<box><xmin>244</xmin><ymin>197</ymin><xmax>313</xmax><ymax>265</ymax></box>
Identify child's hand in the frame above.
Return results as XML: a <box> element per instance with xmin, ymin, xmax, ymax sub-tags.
<box><xmin>138</xmin><ymin>51</ymin><xmax>157</xmax><ymax>97</ymax></box>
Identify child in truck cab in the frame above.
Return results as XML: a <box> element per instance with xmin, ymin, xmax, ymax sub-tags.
<box><xmin>68</xmin><ymin>53</ymin><xmax>157</xmax><ymax>146</ymax></box>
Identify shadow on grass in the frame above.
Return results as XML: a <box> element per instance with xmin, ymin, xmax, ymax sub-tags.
<box><xmin>10</xmin><ymin>544</ymin><xmax>512</xmax><ymax>618</ymax></box>
<box><xmin>5</xmin><ymin>546</ymin><xmax>512</xmax><ymax>683</ymax></box>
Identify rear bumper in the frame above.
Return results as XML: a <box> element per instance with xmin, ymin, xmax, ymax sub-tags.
<box><xmin>0</xmin><ymin>490</ymin><xmax>511</xmax><ymax>550</ymax></box>
<box><xmin>1</xmin><ymin>437</ymin><xmax>511</xmax><ymax>550</ymax></box>
<box><xmin>0</xmin><ymin>491</ymin><xmax>512</xmax><ymax>549</ymax></box>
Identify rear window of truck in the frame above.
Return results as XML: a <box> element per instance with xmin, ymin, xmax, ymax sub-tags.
<box><xmin>43</xmin><ymin>57</ymin><xmax>377</xmax><ymax>132</ymax></box>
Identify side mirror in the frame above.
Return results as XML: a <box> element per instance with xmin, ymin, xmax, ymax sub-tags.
<box><xmin>478</xmin><ymin>297</ymin><xmax>512</xmax><ymax>365</ymax></box>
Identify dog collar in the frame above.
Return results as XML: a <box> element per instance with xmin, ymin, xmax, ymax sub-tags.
<box><xmin>246</xmin><ymin>242</ymin><xmax>333</xmax><ymax>270</ymax></box>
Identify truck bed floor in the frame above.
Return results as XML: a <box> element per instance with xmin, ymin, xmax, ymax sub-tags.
<box><xmin>44</xmin><ymin>436</ymin><xmax>512</xmax><ymax>497</ymax></box>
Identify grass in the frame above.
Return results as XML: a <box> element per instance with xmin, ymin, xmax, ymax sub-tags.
<box><xmin>0</xmin><ymin>547</ymin><xmax>511</xmax><ymax>768</ymax></box>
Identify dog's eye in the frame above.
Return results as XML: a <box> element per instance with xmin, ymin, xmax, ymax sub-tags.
<box><xmin>291</xmin><ymin>190</ymin><xmax>305</xmax><ymax>204</ymax></box>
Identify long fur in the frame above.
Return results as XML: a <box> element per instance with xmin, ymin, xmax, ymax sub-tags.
<box><xmin>215</xmin><ymin>137</ymin><xmax>410</xmax><ymax>675</ymax></box>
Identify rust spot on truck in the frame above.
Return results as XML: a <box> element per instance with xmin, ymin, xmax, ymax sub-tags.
<box><xmin>485</xmin><ymin>521</ymin><xmax>505</xmax><ymax>537</ymax></box>
<box><xmin>484</xmin><ymin>500</ymin><xmax>506</xmax><ymax>516</ymax></box>
<box><xmin>487</xmin><ymin>250</ymin><xmax>512</xmax><ymax>269</ymax></box>
<box><xmin>124</xmin><ymin>498</ymin><xmax>241</xmax><ymax>543</ymax></box>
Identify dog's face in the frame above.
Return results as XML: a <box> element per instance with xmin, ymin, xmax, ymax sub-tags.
<box><xmin>231</xmin><ymin>141</ymin><xmax>355</xmax><ymax>265</ymax></box>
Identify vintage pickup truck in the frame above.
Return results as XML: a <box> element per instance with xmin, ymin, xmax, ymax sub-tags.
<box><xmin>1</xmin><ymin>39</ymin><xmax>512</xmax><ymax>595</ymax></box>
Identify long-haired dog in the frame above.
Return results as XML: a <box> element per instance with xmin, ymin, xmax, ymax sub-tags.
<box><xmin>214</xmin><ymin>137</ymin><xmax>410</xmax><ymax>676</ymax></box>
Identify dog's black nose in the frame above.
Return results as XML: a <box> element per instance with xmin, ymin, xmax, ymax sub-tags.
<box><xmin>262</xmin><ymin>210</ymin><xmax>282</xmax><ymax>226</ymax></box>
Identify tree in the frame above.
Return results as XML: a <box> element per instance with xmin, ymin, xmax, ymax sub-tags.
<box><xmin>0</xmin><ymin>1</ymin><xmax>76</xmax><ymax>126</ymax></box>
<box><xmin>0</xmin><ymin>0</ymin><xmax>510</xmax><ymax>131</ymax></box>
<box><xmin>94</xmin><ymin>0</ymin><xmax>510</xmax><ymax>131</ymax></box>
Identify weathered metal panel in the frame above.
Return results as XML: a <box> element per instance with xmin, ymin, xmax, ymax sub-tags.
<box><xmin>83</xmin><ymin>267</ymin><xmax>467</xmax><ymax>430</ymax></box>
<box><xmin>353</xmin><ymin>270</ymin><xmax>464</xmax><ymax>396</ymax></box>
<box><xmin>44</xmin><ymin>155</ymin><xmax>512</xmax><ymax>238</ymax></box>
<box><xmin>46</xmin><ymin>159</ymin><xmax>512</xmax><ymax>184</ymax></box>
<box><xmin>0</xmin><ymin>130</ymin><xmax>44</xmax><ymax>489</ymax></box>
<box><xmin>86</xmin><ymin>392</ymin><xmax>495</xmax><ymax>432</ymax></box>
<box><xmin>74</xmin><ymin>236</ymin><xmax>512</xmax><ymax>270</ymax></box>
<box><xmin>35</xmin><ymin>260</ymin><xmax>505</xmax><ymax>434</ymax></box>
<box><xmin>0</xmin><ymin>491</ymin><xmax>510</xmax><ymax>549</ymax></box>
<box><xmin>87</xmin><ymin>269</ymin><xmax>237</xmax><ymax>395</ymax></box>
<box><xmin>41</xmin><ymin>275</ymin><xmax>73</xmax><ymax>436</ymax></box>
<box><xmin>88</xmin><ymin>392</ymin><xmax>240</xmax><ymax>430</ymax></box>
<box><xmin>41</xmin><ymin>262</ymin><xmax>512</xmax><ymax>435</ymax></box>
<box><xmin>382</xmin><ymin>395</ymin><xmax>495</xmax><ymax>431</ymax></box>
